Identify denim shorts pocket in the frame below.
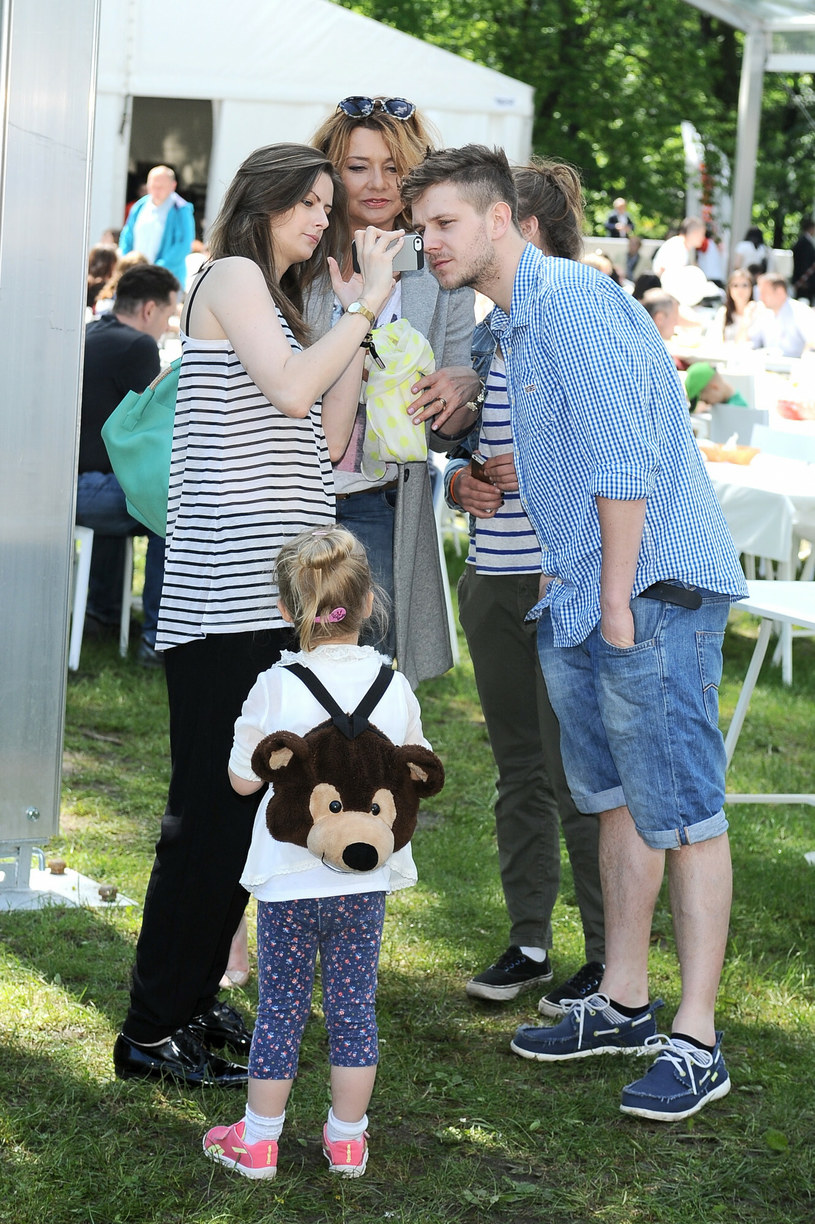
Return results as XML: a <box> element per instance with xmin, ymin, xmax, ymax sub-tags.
<box><xmin>599</xmin><ymin>596</ymin><xmax>667</xmax><ymax>654</ymax></box>
<box><xmin>696</xmin><ymin>629</ymin><xmax>725</xmax><ymax>726</ymax></box>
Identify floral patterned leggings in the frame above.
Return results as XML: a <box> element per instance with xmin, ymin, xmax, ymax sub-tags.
<box><xmin>248</xmin><ymin>892</ymin><xmax>386</xmax><ymax>1080</ymax></box>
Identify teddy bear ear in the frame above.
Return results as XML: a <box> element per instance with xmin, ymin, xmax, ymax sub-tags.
<box><xmin>400</xmin><ymin>746</ymin><xmax>445</xmax><ymax>797</ymax></box>
<box><xmin>250</xmin><ymin>731</ymin><xmax>310</xmax><ymax>782</ymax></box>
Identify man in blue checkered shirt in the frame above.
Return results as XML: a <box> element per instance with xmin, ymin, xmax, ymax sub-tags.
<box><xmin>404</xmin><ymin>146</ymin><xmax>747</xmax><ymax>1124</ymax></box>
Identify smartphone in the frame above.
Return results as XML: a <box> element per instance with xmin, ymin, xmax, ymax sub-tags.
<box><xmin>352</xmin><ymin>233</ymin><xmax>424</xmax><ymax>275</ymax></box>
<box><xmin>469</xmin><ymin>452</ymin><xmax>493</xmax><ymax>485</ymax></box>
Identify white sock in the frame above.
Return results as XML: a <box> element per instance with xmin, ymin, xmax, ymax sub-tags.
<box><xmin>326</xmin><ymin>1106</ymin><xmax>367</xmax><ymax>1144</ymax></box>
<box><xmin>519</xmin><ymin>946</ymin><xmax>548</xmax><ymax>963</ymax></box>
<box><xmin>243</xmin><ymin>1104</ymin><xmax>285</xmax><ymax>1146</ymax></box>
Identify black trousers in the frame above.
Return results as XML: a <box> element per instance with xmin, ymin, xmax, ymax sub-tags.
<box><xmin>123</xmin><ymin>627</ymin><xmax>292</xmax><ymax>1044</ymax></box>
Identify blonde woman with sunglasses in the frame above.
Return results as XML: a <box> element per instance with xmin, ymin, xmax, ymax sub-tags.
<box><xmin>309</xmin><ymin>97</ymin><xmax>480</xmax><ymax>687</ymax></box>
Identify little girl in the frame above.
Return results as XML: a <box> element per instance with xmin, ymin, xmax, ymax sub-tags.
<box><xmin>203</xmin><ymin>525</ymin><xmax>436</xmax><ymax>1181</ymax></box>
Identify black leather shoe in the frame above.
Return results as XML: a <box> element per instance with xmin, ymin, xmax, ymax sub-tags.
<box><xmin>113</xmin><ymin>1026</ymin><xmax>248</xmax><ymax>1087</ymax></box>
<box><xmin>188</xmin><ymin>1000</ymin><xmax>254</xmax><ymax>1055</ymax></box>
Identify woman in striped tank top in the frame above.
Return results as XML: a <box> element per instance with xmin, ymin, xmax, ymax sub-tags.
<box><xmin>114</xmin><ymin>144</ymin><xmax>404</xmax><ymax>1087</ymax></box>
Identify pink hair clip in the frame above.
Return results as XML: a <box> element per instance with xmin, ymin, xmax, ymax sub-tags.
<box><xmin>314</xmin><ymin>607</ymin><xmax>347</xmax><ymax>624</ymax></box>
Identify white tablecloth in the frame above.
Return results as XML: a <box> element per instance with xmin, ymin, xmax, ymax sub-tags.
<box><xmin>706</xmin><ymin>455</ymin><xmax>815</xmax><ymax>564</ymax></box>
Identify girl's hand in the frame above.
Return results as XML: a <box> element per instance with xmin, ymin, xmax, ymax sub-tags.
<box><xmin>329</xmin><ymin>228</ymin><xmax>402</xmax><ymax>315</ymax></box>
<box><xmin>358</xmin><ymin>226</ymin><xmax>404</xmax><ymax>315</ymax></box>
<box><xmin>328</xmin><ymin>257</ymin><xmax>364</xmax><ymax>312</ymax></box>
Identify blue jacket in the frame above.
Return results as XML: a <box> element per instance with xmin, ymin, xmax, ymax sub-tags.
<box><xmin>120</xmin><ymin>192</ymin><xmax>195</xmax><ymax>285</ymax></box>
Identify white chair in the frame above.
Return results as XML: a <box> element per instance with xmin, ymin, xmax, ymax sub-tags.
<box><xmin>750</xmin><ymin>423</ymin><xmax>815</xmax><ymax>464</ymax></box>
<box><xmin>708</xmin><ymin>402</ymin><xmax>768</xmax><ymax>445</ymax></box>
<box><xmin>69</xmin><ymin>529</ymin><xmax>134</xmax><ymax>671</ymax></box>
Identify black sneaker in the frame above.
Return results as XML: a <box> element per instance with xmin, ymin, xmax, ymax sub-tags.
<box><xmin>137</xmin><ymin>638</ymin><xmax>164</xmax><ymax>669</ymax></box>
<box><xmin>466</xmin><ymin>946</ymin><xmax>553</xmax><ymax>1001</ymax></box>
<box><xmin>538</xmin><ymin>960</ymin><xmax>605</xmax><ymax>1017</ymax></box>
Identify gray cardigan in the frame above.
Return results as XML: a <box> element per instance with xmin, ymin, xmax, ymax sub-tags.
<box><xmin>306</xmin><ymin>268</ymin><xmax>475</xmax><ymax>687</ymax></box>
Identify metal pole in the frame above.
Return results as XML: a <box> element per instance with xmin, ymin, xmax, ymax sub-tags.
<box><xmin>729</xmin><ymin>28</ymin><xmax>767</xmax><ymax>272</ymax></box>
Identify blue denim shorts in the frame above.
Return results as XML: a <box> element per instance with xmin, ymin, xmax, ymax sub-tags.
<box><xmin>537</xmin><ymin>591</ymin><xmax>732</xmax><ymax>850</ymax></box>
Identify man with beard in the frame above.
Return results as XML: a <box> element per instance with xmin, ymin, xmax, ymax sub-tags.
<box><xmin>402</xmin><ymin>145</ymin><xmax>746</xmax><ymax>1124</ymax></box>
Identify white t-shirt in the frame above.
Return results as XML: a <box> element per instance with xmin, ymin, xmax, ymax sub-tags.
<box><xmin>232</xmin><ymin>644</ymin><xmax>428</xmax><ymax>901</ymax></box>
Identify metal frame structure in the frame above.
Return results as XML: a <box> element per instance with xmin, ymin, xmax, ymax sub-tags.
<box><xmin>0</xmin><ymin>0</ymin><xmax>100</xmax><ymax>894</ymax></box>
<box><xmin>684</xmin><ymin>1</ymin><xmax>815</xmax><ymax>263</ymax></box>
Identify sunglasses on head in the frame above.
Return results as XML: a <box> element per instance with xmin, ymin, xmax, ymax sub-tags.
<box><xmin>337</xmin><ymin>97</ymin><xmax>416</xmax><ymax>121</ymax></box>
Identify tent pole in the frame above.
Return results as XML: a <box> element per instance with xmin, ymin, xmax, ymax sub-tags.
<box><xmin>729</xmin><ymin>28</ymin><xmax>767</xmax><ymax>272</ymax></box>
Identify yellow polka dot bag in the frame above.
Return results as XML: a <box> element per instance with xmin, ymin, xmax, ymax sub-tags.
<box><xmin>360</xmin><ymin>319</ymin><xmax>435</xmax><ymax>481</ymax></box>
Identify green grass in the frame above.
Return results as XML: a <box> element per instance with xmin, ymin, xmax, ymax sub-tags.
<box><xmin>1</xmin><ymin>550</ymin><xmax>814</xmax><ymax>1223</ymax></box>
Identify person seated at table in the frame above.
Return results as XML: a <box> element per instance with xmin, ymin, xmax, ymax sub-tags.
<box><xmin>683</xmin><ymin>362</ymin><xmax>747</xmax><ymax>414</ymax></box>
<box><xmin>707</xmin><ymin>270</ymin><xmax>757</xmax><ymax>345</ymax></box>
<box><xmin>641</xmin><ymin>288</ymin><xmax>703</xmax><ymax>371</ymax></box>
<box><xmin>76</xmin><ymin>264</ymin><xmax>179</xmax><ymax>664</ymax></box>
<box><xmin>750</xmin><ymin>273</ymin><xmax>815</xmax><ymax>359</ymax></box>
<box><xmin>640</xmin><ymin>288</ymin><xmax>679</xmax><ymax>341</ymax></box>
<box><xmin>87</xmin><ymin>243</ymin><xmax>119</xmax><ymax>312</ymax></box>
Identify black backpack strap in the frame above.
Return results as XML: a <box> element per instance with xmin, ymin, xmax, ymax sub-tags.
<box><xmin>285</xmin><ymin>662</ymin><xmax>394</xmax><ymax>740</ymax></box>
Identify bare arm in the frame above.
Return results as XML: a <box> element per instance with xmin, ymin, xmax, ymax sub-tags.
<box><xmin>188</xmin><ymin>229</ymin><xmax>401</xmax><ymax>418</ymax></box>
<box><xmin>228</xmin><ymin>767</ymin><xmax>263</xmax><ymax>796</ymax></box>
<box><xmin>595</xmin><ymin>496</ymin><xmax>647</xmax><ymax>648</ymax></box>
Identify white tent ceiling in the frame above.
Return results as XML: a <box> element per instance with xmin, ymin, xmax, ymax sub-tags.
<box><xmin>91</xmin><ymin>0</ymin><xmax>534</xmax><ymax>240</ymax></box>
<box><xmin>684</xmin><ymin>0</ymin><xmax>815</xmax><ymax>263</ymax></box>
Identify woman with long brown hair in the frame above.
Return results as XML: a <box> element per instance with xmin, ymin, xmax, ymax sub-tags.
<box><xmin>114</xmin><ymin>142</ymin><xmax>402</xmax><ymax>1088</ymax></box>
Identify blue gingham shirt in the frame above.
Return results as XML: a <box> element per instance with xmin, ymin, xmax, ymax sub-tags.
<box><xmin>490</xmin><ymin>244</ymin><xmax>747</xmax><ymax>647</ymax></box>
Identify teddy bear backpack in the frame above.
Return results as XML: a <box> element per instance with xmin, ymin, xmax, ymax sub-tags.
<box><xmin>250</xmin><ymin>663</ymin><xmax>444</xmax><ymax>874</ymax></box>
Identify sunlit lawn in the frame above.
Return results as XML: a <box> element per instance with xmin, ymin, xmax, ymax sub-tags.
<box><xmin>0</xmin><ymin>547</ymin><xmax>813</xmax><ymax>1223</ymax></box>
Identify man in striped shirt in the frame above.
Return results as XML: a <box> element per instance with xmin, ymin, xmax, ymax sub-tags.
<box><xmin>404</xmin><ymin>145</ymin><xmax>746</xmax><ymax>1123</ymax></box>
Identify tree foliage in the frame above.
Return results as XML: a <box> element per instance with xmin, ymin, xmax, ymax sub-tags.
<box><xmin>332</xmin><ymin>0</ymin><xmax>815</xmax><ymax>244</ymax></box>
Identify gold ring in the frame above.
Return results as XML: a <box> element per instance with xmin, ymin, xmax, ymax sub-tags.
<box><xmin>438</xmin><ymin>397</ymin><xmax>447</xmax><ymax>409</ymax></box>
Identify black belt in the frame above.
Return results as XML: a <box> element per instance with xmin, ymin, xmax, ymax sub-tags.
<box><xmin>639</xmin><ymin>582</ymin><xmax>702</xmax><ymax>610</ymax></box>
<box><xmin>335</xmin><ymin>479</ymin><xmax>399</xmax><ymax>501</ymax></box>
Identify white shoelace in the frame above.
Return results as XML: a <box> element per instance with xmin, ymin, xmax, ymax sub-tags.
<box><xmin>562</xmin><ymin>993</ymin><xmax>621</xmax><ymax>1045</ymax></box>
<box><xmin>643</xmin><ymin>1035</ymin><xmax>715</xmax><ymax>1092</ymax></box>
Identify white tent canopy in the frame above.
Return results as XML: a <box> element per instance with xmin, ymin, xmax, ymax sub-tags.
<box><xmin>91</xmin><ymin>0</ymin><xmax>534</xmax><ymax>241</ymax></box>
<box><xmin>684</xmin><ymin>1</ymin><xmax>815</xmax><ymax>264</ymax></box>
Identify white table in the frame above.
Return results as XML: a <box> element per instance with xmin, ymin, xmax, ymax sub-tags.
<box><xmin>707</xmin><ymin>455</ymin><xmax>815</xmax><ymax>566</ymax></box>
<box><xmin>707</xmin><ymin>455</ymin><xmax>815</xmax><ymax>684</ymax></box>
<box><xmin>725</xmin><ymin>581</ymin><xmax>815</xmax><ymax>807</ymax></box>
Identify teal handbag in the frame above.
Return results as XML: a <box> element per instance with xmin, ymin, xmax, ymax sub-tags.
<box><xmin>101</xmin><ymin>357</ymin><xmax>180</xmax><ymax>537</ymax></box>
<box><xmin>100</xmin><ymin>262</ymin><xmax>212</xmax><ymax>537</ymax></box>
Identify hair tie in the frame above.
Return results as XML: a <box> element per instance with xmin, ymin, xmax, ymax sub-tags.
<box><xmin>311</xmin><ymin>528</ymin><xmax>332</xmax><ymax>537</ymax></box>
<box><xmin>314</xmin><ymin>607</ymin><xmax>347</xmax><ymax>624</ymax></box>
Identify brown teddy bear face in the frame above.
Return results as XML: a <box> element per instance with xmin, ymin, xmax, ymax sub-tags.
<box><xmin>307</xmin><ymin>782</ymin><xmax>398</xmax><ymax>872</ymax></box>
<box><xmin>251</xmin><ymin>723</ymin><xmax>444</xmax><ymax>874</ymax></box>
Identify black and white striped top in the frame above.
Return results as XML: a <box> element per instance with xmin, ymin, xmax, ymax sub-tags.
<box><xmin>156</xmin><ymin>312</ymin><xmax>334</xmax><ymax>650</ymax></box>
